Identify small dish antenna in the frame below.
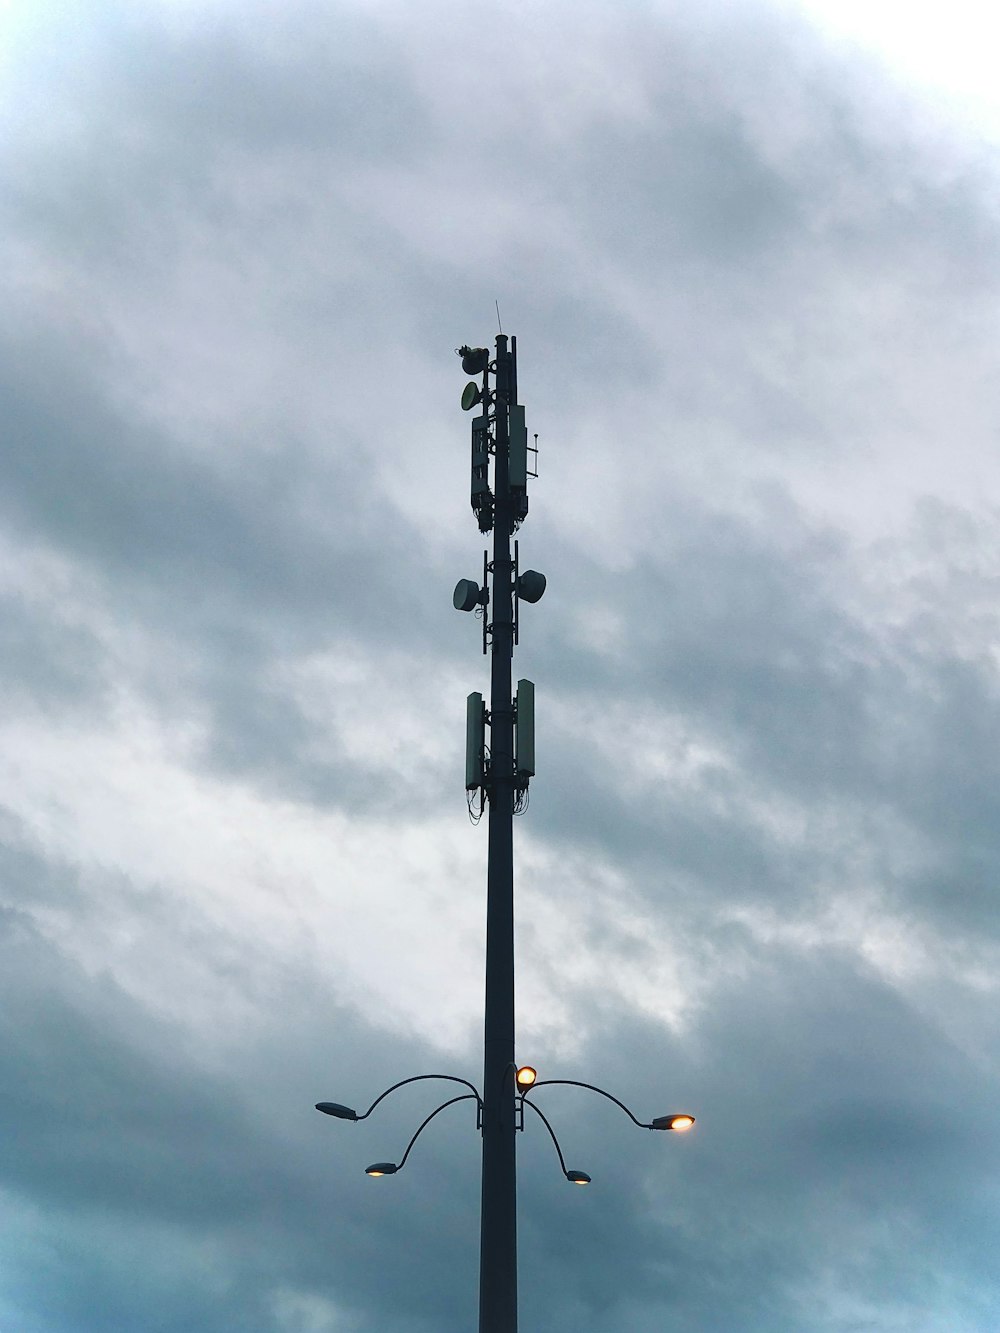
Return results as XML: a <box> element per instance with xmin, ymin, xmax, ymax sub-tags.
<box><xmin>453</xmin><ymin>578</ymin><xmax>483</xmax><ymax>612</ymax></box>
<box><xmin>516</xmin><ymin>570</ymin><xmax>546</xmax><ymax>604</ymax></box>
<box><xmin>460</xmin><ymin>346</ymin><xmax>489</xmax><ymax>375</ymax></box>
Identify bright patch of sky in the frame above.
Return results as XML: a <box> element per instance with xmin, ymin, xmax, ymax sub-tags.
<box><xmin>787</xmin><ymin>0</ymin><xmax>1000</xmax><ymax>142</ymax></box>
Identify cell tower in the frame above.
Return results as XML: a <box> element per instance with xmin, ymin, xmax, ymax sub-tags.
<box><xmin>453</xmin><ymin>335</ymin><xmax>545</xmax><ymax>1333</ymax></box>
<box><xmin>315</xmin><ymin>335</ymin><xmax>694</xmax><ymax>1333</ymax></box>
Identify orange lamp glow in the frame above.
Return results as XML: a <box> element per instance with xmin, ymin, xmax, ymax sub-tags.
<box><xmin>364</xmin><ymin>1161</ymin><xmax>398</xmax><ymax>1177</ymax></box>
<box><xmin>650</xmin><ymin>1113</ymin><xmax>696</xmax><ymax>1132</ymax></box>
<box><xmin>515</xmin><ymin>1066</ymin><xmax>537</xmax><ymax>1089</ymax></box>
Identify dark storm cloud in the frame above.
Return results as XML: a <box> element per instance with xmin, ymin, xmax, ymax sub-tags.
<box><xmin>520</xmin><ymin>486</ymin><xmax>1000</xmax><ymax>958</ymax></box>
<box><xmin>0</xmin><ymin>330</ymin><xmax>403</xmax><ymax>631</ymax></box>
<box><xmin>0</xmin><ymin>586</ymin><xmax>108</xmax><ymax>712</ymax></box>
<box><xmin>516</xmin><ymin>947</ymin><xmax>1000</xmax><ymax>1332</ymax></box>
<box><xmin>0</xmin><ymin>830</ymin><xmax>483</xmax><ymax>1331</ymax></box>
<box><xmin>3</xmin><ymin>3</ymin><xmax>428</xmax><ymax>253</ymax></box>
<box><xmin>0</xmin><ymin>337</ymin><xmax>429</xmax><ymax>811</ymax></box>
<box><xmin>6</xmin><ymin>822</ymin><xmax>993</xmax><ymax>1333</ymax></box>
<box><xmin>0</xmin><ymin>286</ymin><xmax>474</xmax><ymax>810</ymax></box>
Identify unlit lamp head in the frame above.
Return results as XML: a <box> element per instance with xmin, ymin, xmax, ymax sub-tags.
<box><xmin>461</xmin><ymin>381</ymin><xmax>483</xmax><ymax>411</ymax></box>
<box><xmin>315</xmin><ymin>1102</ymin><xmax>358</xmax><ymax>1121</ymax></box>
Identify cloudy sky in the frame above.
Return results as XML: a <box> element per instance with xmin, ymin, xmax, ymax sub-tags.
<box><xmin>3</xmin><ymin>1</ymin><xmax>1000</xmax><ymax>1329</ymax></box>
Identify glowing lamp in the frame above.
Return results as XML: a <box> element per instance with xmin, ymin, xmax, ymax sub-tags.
<box><xmin>650</xmin><ymin>1114</ymin><xmax>695</xmax><ymax>1132</ymax></box>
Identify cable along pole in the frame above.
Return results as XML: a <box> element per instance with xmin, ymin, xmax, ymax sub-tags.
<box><xmin>454</xmin><ymin>335</ymin><xmax>544</xmax><ymax>1333</ymax></box>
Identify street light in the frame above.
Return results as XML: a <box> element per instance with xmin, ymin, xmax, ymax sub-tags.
<box><xmin>318</xmin><ymin>1070</ymin><xmax>694</xmax><ymax>1181</ymax></box>
<box><xmin>365</xmin><ymin>1162</ymin><xmax>398</xmax><ymax>1177</ymax></box>
<box><xmin>316</xmin><ymin>1077</ymin><xmax>483</xmax><ymax>1179</ymax></box>
<box><xmin>522</xmin><ymin>1077</ymin><xmax>695</xmax><ymax>1136</ymax></box>
<box><xmin>520</xmin><ymin>1096</ymin><xmax>592</xmax><ymax>1186</ymax></box>
<box><xmin>314</xmin><ymin>1073</ymin><xmax>482</xmax><ymax>1124</ymax></box>
<box><xmin>361</xmin><ymin>1093</ymin><xmax>478</xmax><ymax>1178</ymax></box>
<box><xmin>315</xmin><ymin>1069</ymin><xmax>617</xmax><ymax>1190</ymax></box>
<box><xmin>651</xmin><ymin>1114</ymin><xmax>696</xmax><ymax>1133</ymax></box>
<box><xmin>315</xmin><ymin>1102</ymin><xmax>358</xmax><ymax>1121</ymax></box>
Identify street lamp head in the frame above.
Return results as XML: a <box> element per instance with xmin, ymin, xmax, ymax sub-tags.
<box><xmin>515</xmin><ymin>1066</ymin><xmax>537</xmax><ymax>1090</ymax></box>
<box><xmin>315</xmin><ymin>1102</ymin><xmax>358</xmax><ymax>1121</ymax></box>
<box><xmin>566</xmin><ymin>1170</ymin><xmax>591</xmax><ymax>1185</ymax></box>
<box><xmin>365</xmin><ymin>1162</ymin><xmax>399</xmax><ymax>1177</ymax></box>
<box><xmin>651</xmin><ymin>1114</ymin><xmax>695</xmax><ymax>1132</ymax></box>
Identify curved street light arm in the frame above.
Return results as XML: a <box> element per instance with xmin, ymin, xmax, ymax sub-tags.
<box><xmin>521</xmin><ymin>1098</ymin><xmax>571</xmax><ymax>1177</ymax></box>
<box><xmin>396</xmin><ymin>1094</ymin><xmax>479</xmax><ymax>1171</ymax></box>
<box><xmin>523</xmin><ymin>1079</ymin><xmax>652</xmax><ymax>1129</ymax></box>
<box><xmin>359</xmin><ymin>1074</ymin><xmax>483</xmax><ymax>1121</ymax></box>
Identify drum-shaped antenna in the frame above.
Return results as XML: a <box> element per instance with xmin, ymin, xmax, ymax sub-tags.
<box><xmin>516</xmin><ymin>570</ymin><xmax>546</xmax><ymax>604</ymax></box>
<box><xmin>453</xmin><ymin>578</ymin><xmax>482</xmax><ymax>612</ymax></box>
<box><xmin>461</xmin><ymin>346</ymin><xmax>490</xmax><ymax>375</ymax></box>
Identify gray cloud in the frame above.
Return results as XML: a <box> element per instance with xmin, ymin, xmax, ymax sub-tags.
<box><xmin>3</xmin><ymin>0</ymin><xmax>1000</xmax><ymax>1328</ymax></box>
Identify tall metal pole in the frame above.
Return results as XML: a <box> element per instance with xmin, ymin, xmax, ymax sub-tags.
<box><xmin>312</xmin><ymin>337</ymin><xmax>691</xmax><ymax>1329</ymax></box>
<box><xmin>479</xmin><ymin>332</ymin><xmax>517</xmax><ymax>1333</ymax></box>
